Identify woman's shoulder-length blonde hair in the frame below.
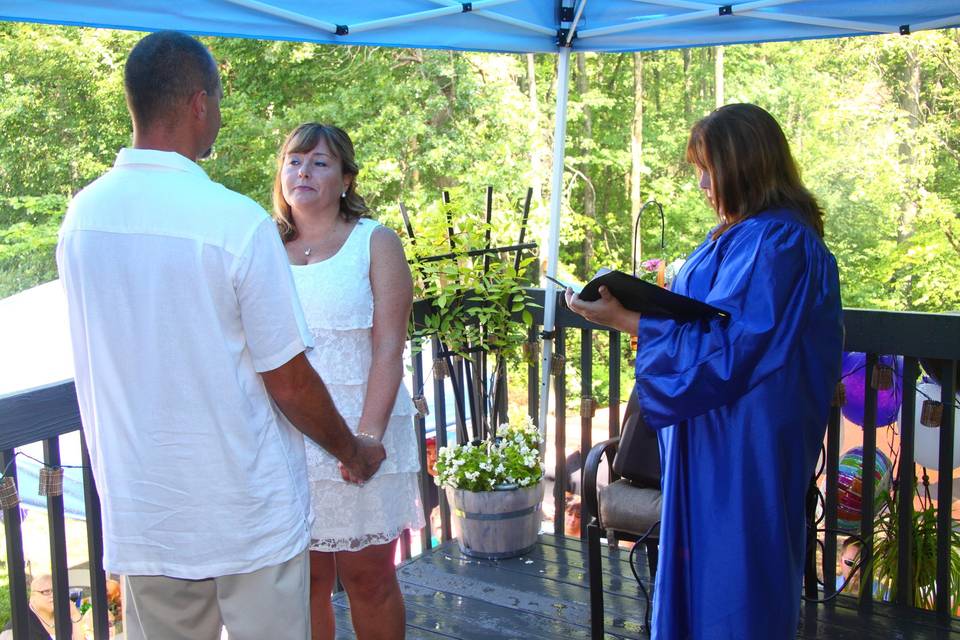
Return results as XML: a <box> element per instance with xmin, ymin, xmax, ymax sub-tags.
<box><xmin>686</xmin><ymin>103</ymin><xmax>824</xmax><ymax>239</ymax></box>
<box><xmin>272</xmin><ymin>122</ymin><xmax>370</xmax><ymax>243</ymax></box>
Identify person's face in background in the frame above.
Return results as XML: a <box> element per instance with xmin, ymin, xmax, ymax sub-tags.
<box><xmin>841</xmin><ymin>544</ymin><xmax>859</xmax><ymax>578</ymax></box>
<box><xmin>29</xmin><ymin>575</ymin><xmax>54</xmax><ymax>617</ymax></box>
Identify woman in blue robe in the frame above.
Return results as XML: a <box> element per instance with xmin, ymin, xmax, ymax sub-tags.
<box><xmin>566</xmin><ymin>103</ymin><xmax>843</xmax><ymax>639</ymax></box>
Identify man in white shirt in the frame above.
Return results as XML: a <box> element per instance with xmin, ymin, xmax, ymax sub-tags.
<box><xmin>56</xmin><ymin>31</ymin><xmax>385</xmax><ymax>640</ymax></box>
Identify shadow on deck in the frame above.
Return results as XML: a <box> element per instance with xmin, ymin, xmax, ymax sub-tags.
<box><xmin>332</xmin><ymin>534</ymin><xmax>960</xmax><ymax>640</ymax></box>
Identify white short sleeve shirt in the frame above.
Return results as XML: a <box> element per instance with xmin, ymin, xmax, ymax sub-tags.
<box><xmin>57</xmin><ymin>148</ymin><xmax>314</xmax><ymax>579</ymax></box>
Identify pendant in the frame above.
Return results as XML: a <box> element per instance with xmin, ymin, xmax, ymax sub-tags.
<box><xmin>304</xmin><ymin>247</ymin><xmax>312</xmax><ymax>256</ymax></box>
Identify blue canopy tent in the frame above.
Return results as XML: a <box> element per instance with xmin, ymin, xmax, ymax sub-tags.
<box><xmin>0</xmin><ymin>0</ymin><xmax>957</xmax><ymax>440</ymax></box>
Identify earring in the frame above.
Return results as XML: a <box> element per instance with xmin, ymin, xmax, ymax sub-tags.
<box><xmin>341</xmin><ymin>191</ymin><xmax>346</xmax><ymax>198</ymax></box>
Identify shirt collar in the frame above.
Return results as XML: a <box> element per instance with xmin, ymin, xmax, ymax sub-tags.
<box><xmin>114</xmin><ymin>148</ymin><xmax>210</xmax><ymax>180</ymax></box>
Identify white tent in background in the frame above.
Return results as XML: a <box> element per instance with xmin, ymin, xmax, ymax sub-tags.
<box><xmin>0</xmin><ymin>1</ymin><xmax>957</xmax><ymax>438</ymax></box>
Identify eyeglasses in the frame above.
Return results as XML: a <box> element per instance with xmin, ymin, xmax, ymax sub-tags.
<box><xmin>842</xmin><ymin>558</ymin><xmax>857</xmax><ymax>568</ymax></box>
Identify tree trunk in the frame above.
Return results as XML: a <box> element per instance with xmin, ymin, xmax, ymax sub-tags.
<box><xmin>630</xmin><ymin>52</ymin><xmax>645</xmax><ymax>264</ymax></box>
<box><xmin>576</xmin><ymin>52</ymin><xmax>595</xmax><ymax>277</ymax></box>
<box><xmin>526</xmin><ymin>53</ymin><xmax>544</xmax><ymax>207</ymax></box>
<box><xmin>715</xmin><ymin>46</ymin><xmax>725</xmax><ymax>108</ymax></box>
<box><xmin>897</xmin><ymin>46</ymin><xmax>921</xmax><ymax>246</ymax></box>
<box><xmin>896</xmin><ymin>45</ymin><xmax>923</xmax><ymax>307</ymax></box>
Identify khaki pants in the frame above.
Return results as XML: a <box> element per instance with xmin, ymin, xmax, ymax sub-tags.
<box><xmin>123</xmin><ymin>549</ymin><xmax>309</xmax><ymax>640</ymax></box>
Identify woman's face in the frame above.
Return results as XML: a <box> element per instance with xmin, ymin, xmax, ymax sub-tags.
<box><xmin>280</xmin><ymin>137</ymin><xmax>351</xmax><ymax>214</ymax></box>
<box><xmin>697</xmin><ymin>165</ymin><xmax>713</xmax><ymax>202</ymax></box>
<box><xmin>30</xmin><ymin>575</ymin><xmax>54</xmax><ymax>615</ymax></box>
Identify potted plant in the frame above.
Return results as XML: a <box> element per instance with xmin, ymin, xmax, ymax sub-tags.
<box><xmin>405</xmin><ymin>189</ymin><xmax>536</xmax><ymax>441</ymax></box>
<box><xmin>434</xmin><ymin>416</ymin><xmax>545</xmax><ymax>559</ymax></box>
<box><xmin>872</xmin><ymin>489</ymin><xmax>960</xmax><ymax>609</ymax></box>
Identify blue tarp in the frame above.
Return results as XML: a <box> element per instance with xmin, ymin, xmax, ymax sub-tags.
<box><xmin>0</xmin><ymin>1</ymin><xmax>956</xmax><ymax>54</ymax></box>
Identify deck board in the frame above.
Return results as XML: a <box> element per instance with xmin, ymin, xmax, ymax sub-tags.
<box><xmin>332</xmin><ymin>534</ymin><xmax>960</xmax><ymax>640</ymax></box>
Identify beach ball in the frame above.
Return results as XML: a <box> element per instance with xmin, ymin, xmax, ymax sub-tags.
<box><xmin>911</xmin><ymin>381</ymin><xmax>960</xmax><ymax>470</ymax></box>
<box><xmin>837</xmin><ymin>447</ymin><xmax>893</xmax><ymax>533</ymax></box>
<box><xmin>840</xmin><ymin>352</ymin><xmax>903</xmax><ymax>428</ymax></box>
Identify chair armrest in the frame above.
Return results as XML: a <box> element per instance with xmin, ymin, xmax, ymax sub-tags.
<box><xmin>583</xmin><ymin>437</ymin><xmax>620</xmax><ymax>524</ymax></box>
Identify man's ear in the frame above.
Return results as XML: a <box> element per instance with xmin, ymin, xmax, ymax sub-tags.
<box><xmin>189</xmin><ymin>90</ymin><xmax>208</xmax><ymax>121</ymax></box>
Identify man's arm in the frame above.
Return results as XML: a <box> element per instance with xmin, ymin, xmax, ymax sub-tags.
<box><xmin>261</xmin><ymin>353</ymin><xmax>385</xmax><ymax>482</ymax></box>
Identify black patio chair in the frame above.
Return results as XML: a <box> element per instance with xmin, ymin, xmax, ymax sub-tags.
<box><xmin>583</xmin><ymin>391</ymin><xmax>662</xmax><ymax>640</ymax></box>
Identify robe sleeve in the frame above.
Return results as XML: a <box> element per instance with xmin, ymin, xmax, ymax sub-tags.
<box><xmin>634</xmin><ymin>219</ymin><xmax>826</xmax><ymax>429</ymax></box>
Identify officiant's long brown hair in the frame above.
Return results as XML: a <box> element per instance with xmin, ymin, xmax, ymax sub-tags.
<box><xmin>686</xmin><ymin>103</ymin><xmax>824</xmax><ymax>240</ymax></box>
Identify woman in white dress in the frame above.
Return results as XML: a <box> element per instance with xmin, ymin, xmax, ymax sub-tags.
<box><xmin>273</xmin><ymin>123</ymin><xmax>424</xmax><ymax>640</ymax></box>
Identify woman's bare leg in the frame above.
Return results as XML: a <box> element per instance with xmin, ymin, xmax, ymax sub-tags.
<box><xmin>335</xmin><ymin>539</ymin><xmax>404</xmax><ymax>639</ymax></box>
<box><xmin>309</xmin><ymin>550</ymin><xmax>337</xmax><ymax>640</ymax></box>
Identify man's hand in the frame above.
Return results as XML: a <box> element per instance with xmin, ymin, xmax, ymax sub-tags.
<box><xmin>565</xmin><ymin>286</ymin><xmax>640</xmax><ymax>336</ymax></box>
<box><xmin>339</xmin><ymin>436</ymin><xmax>386</xmax><ymax>484</ymax></box>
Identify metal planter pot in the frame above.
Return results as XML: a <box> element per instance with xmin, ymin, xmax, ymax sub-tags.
<box><xmin>446</xmin><ymin>480</ymin><xmax>544</xmax><ymax>559</ymax></box>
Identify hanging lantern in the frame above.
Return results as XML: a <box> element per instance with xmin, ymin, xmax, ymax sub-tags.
<box><xmin>39</xmin><ymin>466</ymin><xmax>64</xmax><ymax>497</ymax></box>
<box><xmin>871</xmin><ymin>364</ymin><xmax>895</xmax><ymax>390</ymax></box>
<box><xmin>550</xmin><ymin>353</ymin><xmax>566</xmax><ymax>375</ymax></box>
<box><xmin>521</xmin><ymin>341</ymin><xmax>539</xmax><ymax>365</ymax></box>
<box><xmin>412</xmin><ymin>394</ymin><xmax>429</xmax><ymax>418</ymax></box>
<box><xmin>910</xmin><ymin>382</ymin><xmax>960</xmax><ymax>470</ymax></box>
<box><xmin>434</xmin><ymin>357</ymin><xmax>449</xmax><ymax>379</ymax></box>
<box><xmin>580</xmin><ymin>396</ymin><xmax>597</xmax><ymax>418</ymax></box>
<box><xmin>0</xmin><ymin>476</ymin><xmax>19</xmax><ymax>509</ymax></box>
<box><xmin>920</xmin><ymin>399</ymin><xmax>943</xmax><ymax>428</ymax></box>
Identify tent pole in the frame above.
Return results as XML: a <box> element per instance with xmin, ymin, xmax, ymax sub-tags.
<box><xmin>538</xmin><ymin>46</ymin><xmax>572</xmax><ymax>444</ymax></box>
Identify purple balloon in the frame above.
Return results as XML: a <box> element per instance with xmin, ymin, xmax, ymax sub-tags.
<box><xmin>840</xmin><ymin>352</ymin><xmax>903</xmax><ymax>428</ymax></box>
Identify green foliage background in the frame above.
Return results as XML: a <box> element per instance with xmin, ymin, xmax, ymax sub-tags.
<box><xmin>2</xmin><ymin>23</ymin><xmax>959</xmax><ymax>312</ymax></box>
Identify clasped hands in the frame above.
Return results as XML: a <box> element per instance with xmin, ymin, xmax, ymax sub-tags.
<box><xmin>564</xmin><ymin>285</ymin><xmax>640</xmax><ymax>336</ymax></box>
<box><xmin>339</xmin><ymin>434</ymin><xmax>386</xmax><ymax>485</ymax></box>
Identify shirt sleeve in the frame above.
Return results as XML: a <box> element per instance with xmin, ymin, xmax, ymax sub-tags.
<box><xmin>232</xmin><ymin>218</ymin><xmax>314</xmax><ymax>372</ymax></box>
<box><xmin>634</xmin><ymin>220</ymin><xmax>828</xmax><ymax>428</ymax></box>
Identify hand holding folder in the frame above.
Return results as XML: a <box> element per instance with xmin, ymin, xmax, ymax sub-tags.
<box><xmin>548</xmin><ymin>269</ymin><xmax>727</xmax><ymax>320</ymax></box>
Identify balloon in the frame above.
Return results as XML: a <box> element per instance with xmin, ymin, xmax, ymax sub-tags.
<box><xmin>840</xmin><ymin>352</ymin><xmax>903</xmax><ymax>428</ymax></box>
<box><xmin>836</xmin><ymin>446</ymin><xmax>893</xmax><ymax>533</ymax></box>
<box><xmin>911</xmin><ymin>381</ymin><xmax>960</xmax><ymax>470</ymax></box>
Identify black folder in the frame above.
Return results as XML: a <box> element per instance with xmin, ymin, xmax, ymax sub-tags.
<box><xmin>552</xmin><ymin>270</ymin><xmax>728</xmax><ymax>319</ymax></box>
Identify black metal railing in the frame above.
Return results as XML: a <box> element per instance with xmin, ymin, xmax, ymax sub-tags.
<box><xmin>2</xmin><ymin>292</ymin><xmax>959</xmax><ymax>638</ymax></box>
<box><xmin>809</xmin><ymin>309</ymin><xmax>960</xmax><ymax>619</ymax></box>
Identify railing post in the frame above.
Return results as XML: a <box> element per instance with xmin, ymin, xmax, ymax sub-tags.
<box><xmin>80</xmin><ymin>431</ymin><xmax>110</xmax><ymax>639</ymax></box>
<box><xmin>527</xmin><ymin>325</ymin><xmax>540</xmax><ymax>429</ymax></box>
<box><xmin>432</xmin><ymin>338</ymin><xmax>453</xmax><ymax>542</ymax></box>
<box><xmin>2</xmin><ymin>449</ymin><xmax>29</xmax><ymax>638</ymax></box>
<box><xmin>822</xmin><ymin>390</ymin><xmax>842</xmax><ymax>599</ymax></box>
<box><xmin>896</xmin><ymin>357</ymin><xmax>919</xmax><ymax>608</ymax></box>
<box><xmin>44</xmin><ymin>437</ymin><xmax>73</xmax><ymax>637</ymax></box>
<box><xmin>579</xmin><ymin>328</ymin><xmax>593</xmax><ymax>538</ymax></box>
<box><xmin>858</xmin><ymin>353</ymin><xmax>879</xmax><ymax>613</ymax></box>
<box><xmin>411</xmin><ymin>341</ymin><xmax>432</xmax><ymax>553</ymax></box>
<box><xmin>553</xmin><ymin>328</ymin><xmax>567</xmax><ymax>539</ymax></box>
<box><xmin>935</xmin><ymin>360</ymin><xmax>956</xmax><ymax>618</ymax></box>
<box><xmin>608</xmin><ymin>330</ymin><xmax>621</xmax><ymax>440</ymax></box>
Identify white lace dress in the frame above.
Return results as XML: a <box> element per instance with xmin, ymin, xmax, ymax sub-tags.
<box><xmin>291</xmin><ymin>218</ymin><xmax>424</xmax><ymax>552</ymax></box>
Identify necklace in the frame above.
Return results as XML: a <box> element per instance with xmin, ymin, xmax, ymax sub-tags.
<box><xmin>304</xmin><ymin>247</ymin><xmax>312</xmax><ymax>256</ymax></box>
<box><xmin>30</xmin><ymin>601</ymin><xmax>83</xmax><ymax>628</ymax></box>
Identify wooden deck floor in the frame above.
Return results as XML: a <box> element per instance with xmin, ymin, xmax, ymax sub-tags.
<box><xmin>332</xmin><ymin>534</ymin><xmax>960</xmax><ymax>640</ymax></box>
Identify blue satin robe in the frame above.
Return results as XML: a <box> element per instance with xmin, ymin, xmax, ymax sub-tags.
<box><xmin>635</xmin><ymin>209</ymin><xmax>843</xmax><ymax>639</ymax></box>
